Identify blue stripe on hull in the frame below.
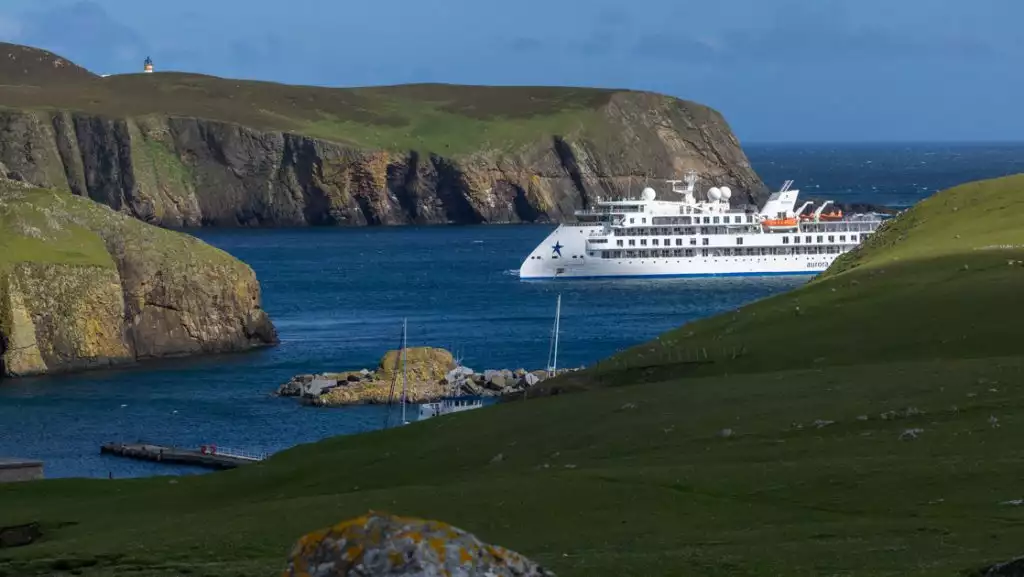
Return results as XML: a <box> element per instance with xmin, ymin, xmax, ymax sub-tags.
<box><xmin>519</xmin><ymin>270</ymin><xmax>822</xmax><ymax>281</ymax></box>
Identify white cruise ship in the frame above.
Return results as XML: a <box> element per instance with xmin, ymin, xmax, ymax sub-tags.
<box><xmin>519</xmin><ymin>171</ymin><xmax>886</xmax><ymax>280</ymax></box>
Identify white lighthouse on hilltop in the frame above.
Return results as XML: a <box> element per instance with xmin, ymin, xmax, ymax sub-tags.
<box><xmin>143</xmin><ymin>57</ymin><xmax>154</xmax><ymax>73</ymax></box>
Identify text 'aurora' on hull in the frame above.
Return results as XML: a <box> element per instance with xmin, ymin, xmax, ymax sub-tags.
<box><xmin>518</xmin><ymin>171</ymin><xmax>886</xmax><ymax>280</ymax></box>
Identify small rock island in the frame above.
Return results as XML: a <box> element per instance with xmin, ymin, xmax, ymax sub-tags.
<box><xmin>277</xmin><ymin>347</ymin><xmax>559</xmax><ymax>406</ymax></box>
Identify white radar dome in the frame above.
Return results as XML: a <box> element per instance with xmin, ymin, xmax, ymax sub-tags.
<box><xmin>708</xmin><ymin>187</ymin><xmax>722</xmax><ymax>201</ymax></box>
<box><xmin>720</xmin><ymin>186</ymin><xmax>732</xmax><ymax>200</ymax></box>
<box><xmin>641</xmin><ymin>187</ymin><xmax>657</xmax><ymax>201</ymax></box>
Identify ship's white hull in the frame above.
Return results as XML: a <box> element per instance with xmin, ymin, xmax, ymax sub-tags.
<box><xmin>521</xmin><ymin>175</ymin><xmax>886</xmax><ymax>280</ymax></box>
<box><xmin>519</xmin><ymin>225</ymin><xmax>841</xmax><ymax>280</ymax></box>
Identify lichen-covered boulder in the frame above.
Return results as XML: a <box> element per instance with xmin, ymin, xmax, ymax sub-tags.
<box><xmin>971</xmin><ymin>556</ymin><xmax>1024</xmax><ymax>576</ymax></box>
<box><xmin>377</xmin><ymin>347</ymin><xmax>455</xmax><ymax>384</ymax></box>
<box><xmin>284</xmin><ymin>512</ymin><xmax>555</xmax><ymax>577</ymax></box>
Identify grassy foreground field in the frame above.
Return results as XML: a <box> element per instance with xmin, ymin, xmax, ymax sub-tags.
<box><xmin>3</xmin><ymin>175</ymin><xmax>1024</xmax><ymax>576</ymax></box>
<box><xmin>3</xmin><ymin>358</ymin><xmax>1024</xmax><ymax>576</ymax></box>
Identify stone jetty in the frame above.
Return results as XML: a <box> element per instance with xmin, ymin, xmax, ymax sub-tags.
<box><xmin>276</xmin><ymin>347</ymin><xmax>572</xmax><ymax>407</ymax></box>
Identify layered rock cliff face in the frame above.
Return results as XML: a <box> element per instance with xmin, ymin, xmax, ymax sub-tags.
<box><xmin>0</xmin><ymin>184</ymin><xmax>277</xmax><ymax>378</ymax></box>
<box><xmin>0</xmin><ymin>92</ymin><xmax>764</xmax><ymax>227</ymax></box>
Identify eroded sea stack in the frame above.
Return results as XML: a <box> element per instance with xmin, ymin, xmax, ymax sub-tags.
<box><xmin>0</xmin><ymin>43</ymin><xmax>766</xmax><ymax>228</ymax></box>
<box><xmin>0</xmin><ymin>182</ymin><xmax>277</xmax><ymax>378</ymax></box>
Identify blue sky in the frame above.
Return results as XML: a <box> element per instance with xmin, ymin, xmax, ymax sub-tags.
<box><xmin>0</xmin><ymin>0</ymin><xmax>1020</xmax><ymax>143</ymax></box>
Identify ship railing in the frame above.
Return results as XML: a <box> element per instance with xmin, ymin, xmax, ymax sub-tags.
<box><xmin>209</xmin><ymin>447</ymin><xmax>269</xmax><ymax>461</ymax></box>
<box><xmin>574</xmin><ymin>207</ymin><xmax>641</xmax><ymax>216</ymax></box>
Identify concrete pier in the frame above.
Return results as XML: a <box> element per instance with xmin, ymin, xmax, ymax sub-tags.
<box><xmin>0</xmin><ymin>458</ymin><xmax>43</xmax><ymax>482</ymax></box>
<box><xmin>100</xmin><ymin>443</ymin><xmax>266</xmax><ymax>470</ymax></box>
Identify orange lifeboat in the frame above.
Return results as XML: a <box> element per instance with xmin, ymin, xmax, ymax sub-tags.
<box><xmin>761</xmin><ymin>217</ymin><xmax>799</xmax><ymax>231</ymax></box>
<box><xmin>818</xmin><ymin>210</ymin><xmax>844</xmax><ymax>221</ymax></box>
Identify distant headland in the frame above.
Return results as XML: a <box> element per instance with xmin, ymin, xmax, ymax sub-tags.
<box><xmin>0</xmin><ymin>42</ymin><xmax>765</xmax><ymax>228</ymax></box>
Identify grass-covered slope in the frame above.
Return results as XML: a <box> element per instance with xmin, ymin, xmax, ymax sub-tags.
<box><xmin>0</xmin><ymin>42</ymin><xmax>95</xmax><ymax>85</ymax></box>
<box><xmin>2</xmin><ymin>357</ymin><xmax>1024</xmax><ymax>576</ymax></box>
<box><xmin>563</xmin><ymin>174</ymin><xmax>1024</xmax><ymax>389</ymax></box>
<box><xmin>0</xmin><ymin>50</ymin><xmax>620</xmax><ymax>155</ymax></box>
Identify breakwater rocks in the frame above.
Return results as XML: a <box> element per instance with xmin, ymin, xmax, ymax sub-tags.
<box><xmin>276</xmin><ymin>347</ymin><xmax>574</xmax><ymax>407</ymax></box>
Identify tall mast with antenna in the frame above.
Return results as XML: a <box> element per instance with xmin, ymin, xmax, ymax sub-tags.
<box><xmin>547</xmin><ymin>294</ymin><xmax>562</xmax><ymax>377</ymax></box>
<box><xmin>553</xmin><ymin>294</ymin><xmax>561</xmax><ymax>374</ymax></box>
<box><xmin>401</xmin><ymin>318</ymin><xmax>408</xmax><ymax>425</ymax></box>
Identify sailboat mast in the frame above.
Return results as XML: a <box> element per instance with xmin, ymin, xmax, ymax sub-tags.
<box><xmin>552</xmin><ymin>294</ymin><xmax>561</xmax><ymax>375</ymax></box>
<box><xmin>401</xmin><ymin>318</ymin><xmax>408</xmax><ymax>424</ymax></box>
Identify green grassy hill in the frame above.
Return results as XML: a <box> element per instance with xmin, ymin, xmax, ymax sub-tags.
<box><xmin>0</xmin><ymin>43</ymin><xmax>629</xmax><ymax>156</ymax></box>
<box><xmin>3</xmin><ymin>175</ymin><xmax>1024</xmax><ymax>576</ymax></box>
<box><xmin>0</xmin><ymin>42</ymin><xmax>95</xmax><ymax>85</ymax></box>
<box><xmin>560</xmin><ymin>174</ymin><xmax>1024</xmax><ymax>390</ymax></box>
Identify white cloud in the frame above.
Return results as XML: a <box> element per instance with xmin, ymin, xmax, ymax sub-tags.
<box><xmin>0</xmin><ymin>14</ymin><xmax>23</xmax><ymax>40</ymax></box>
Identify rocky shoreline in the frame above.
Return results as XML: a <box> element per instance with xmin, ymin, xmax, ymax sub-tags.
<box><xmin>275</xmin><ymin>347</ymin><xmax>574</xmax><ymax>407</ymax></box>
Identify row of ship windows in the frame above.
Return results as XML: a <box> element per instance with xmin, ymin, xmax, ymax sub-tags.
<box><xmin>646</xmin><ymin>215</ymin><xmax>755</xmax><ymax>225</ymax></box>
<box><xmin>615</xmin><ymin>224</ymin><xmax>877</xmax><ymax>236</ymax></box>
<box><xmin>592</xmin><ymin>246</ymin><xmax>846</xmax><ymax>259</ymax></box>
<box><xmin>617</xmin><ymin>226</ymin><xmax>757</xmax><ymax>236</ymax></box>
<box><xmin>596</xmin><ymin>233</ymin><xmax>868</xmax><ymax>248</ymax></box>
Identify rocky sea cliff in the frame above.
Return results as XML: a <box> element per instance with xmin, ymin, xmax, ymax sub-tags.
<box><xmin>0</xmin><ymin>44</ymin><xmax>766</xmax><ymax>228</ymax></box>
<box><xmin>0</xmin><ymin>180</ymin><xmax>277</xmax><ymax>378</ymax></box>
<box><xmin>0</xmin><ymin>97</ymin><xmax>763</xmax><ymax>228</ymax></box>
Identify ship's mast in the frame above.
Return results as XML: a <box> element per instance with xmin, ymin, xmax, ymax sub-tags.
<box><xmin>668</xmin><ymin>170</ymin><xmax>699</xmax><ymax>204</ymax></box>
<box><xmin>401</xmin><ymin>318</ymin><xmax>408</xmax><ymax>425</ymax></box>
<box><xmin>547</xmin><ymin>294</ymin><xmax>562</xmax><ymax>377</ymax></box>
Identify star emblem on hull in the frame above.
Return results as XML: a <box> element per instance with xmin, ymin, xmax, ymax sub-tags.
<box><xmin>552</xmin><ymin>241</ymin><xmax>563</xmax><ymax>257</ymax></box>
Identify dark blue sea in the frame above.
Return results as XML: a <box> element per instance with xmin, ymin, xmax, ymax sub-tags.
<box><xmin>2</xmin><ymin>143</ymin><xmax>1023</xmax><ymax>478</ymax></box>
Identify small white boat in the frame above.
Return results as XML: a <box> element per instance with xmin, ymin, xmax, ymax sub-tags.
<box><xmin>417</xmin><ymin>349</ymin><xmax>484</xmax><ymax>421</ymax></box>
<box><xmin>418</xmin><ymin>396</ymin><xmax>484</xmax><ymax>420</ymax></box>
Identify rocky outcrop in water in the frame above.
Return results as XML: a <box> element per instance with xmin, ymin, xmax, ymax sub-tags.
<box><xmin>0</xmin><ymin>183</ymin><xmax>277</xmax><ymax>378</ymax></box>
<box><xmin>276</xmin><ymin>347</ymin><xmax>565</xmax><ymax>406</ymax></box>
<box><xmin>0</xmin><ymin>97</ymin><xmax>765</xmax><ymax>227</ymax></box>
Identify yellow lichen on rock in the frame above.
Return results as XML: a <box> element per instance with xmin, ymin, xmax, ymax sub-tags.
<box><xmin>0</xmin><ymin>275</ymin><xmax>46</xmax><ymax>376</ymax></box>
<box><xmin>305</xmin><ymin>347</ymin><xmax>455</xmax><ymax>406</ymax></box>
<box><xmin>377</xmin><ymin>347</ymin><xmax>454</xmax><ymax>384</ymax></box>
<box><xmin>314</xmin><ymin>379</ymin><xmax>447</xmax><ymax>406</ymax></box>
<box><xmin>283</xmin><ymin>512</ymin><xmax>555</xmax><ymax>577</ymax></box>
<box><xmin>3</xmin><ymin>262</ymin><xmax>132</xmax><ymax>373</ymax></box>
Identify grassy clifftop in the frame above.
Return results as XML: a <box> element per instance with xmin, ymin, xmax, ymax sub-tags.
<box><xmin>0</xmin><ymin>187</ymin><xmax>113</xmax><ymax>271</ymax></box>
<box><xmin>0</xmin><ymin>42</ymin><xmax>95</xmax><ymax>85</ymax></box>
<box><xmin>0</xmin><ymin>41</ymin><xmax>638</xmax><ymax>156</ymax></box>
<box><xmin>3</xmin><ymin>74</ymin><xmax>624</xmax><ymax>155</ymax></box>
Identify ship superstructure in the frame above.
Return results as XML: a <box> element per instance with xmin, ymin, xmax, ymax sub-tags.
<box><xmin>518</xmin><ymin>171</ymin><xmax>885</xmax><ymax>279</ymax></box>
